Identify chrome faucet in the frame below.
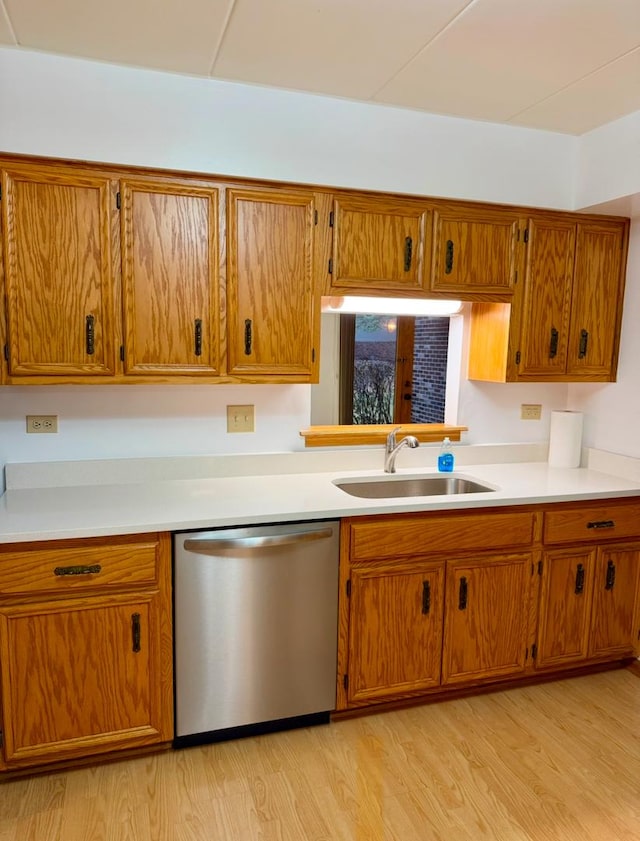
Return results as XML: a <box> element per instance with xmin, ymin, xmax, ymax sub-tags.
<box><xmin>384</xmin><ymin>426</ymin><xmax>420</xmax><ymax>473</ymax></box>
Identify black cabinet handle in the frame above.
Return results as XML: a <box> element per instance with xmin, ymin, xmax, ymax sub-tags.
<box><xmin>605</xmin><ymin>559</ymin><xmax>616</xmax><ymax>590</ymax></box>
<box><xmin>549</xmin><ymin>327</ymin><xmax>559</xmax><ymax>359</ymax></box>
<box><xmin>244</xmin><ymin>319</ymin><xmax>252</xmax><ymax>355</ymax></box>
<box><xmin>445</xmin><ymin>240</ymin><xmax>454</xmax><ymax>274</ymax></box>
<box><xmin>458</xmin><ymin>576</ymin><xmax>468</xmax><ymax>610</ymax></box>
<box><xmin>54</xmin><ymin>564</ymin><xmax>102</xmax><ymax>577</ymax></box>
<box><xmin>578</xmin><ymin>329</ymin><xmax>589</xmax><ymax>359</ymax></box>
<box><xmin>86</xmin><ymin>314</ymin><xmax>95</xmax><ymax>355</ymax></box>
<box><xmin>422</xmin><ymin>580</ymin><xmax>431</xmax><ymax>615</ymax></box>
<box><xmin>575</xmin><ymin>563</ymin><xmax>585</xmax><ymax>595</ymax></box>
<box><xmin>404</xmin><ymin>236</ymin><xmax>413</xmax><ymax>271</ymax></box>
<box><xmin>131</xmin><ymin>613</ymin><xmax>141</xmax><ymax>653</ymax></box>
<box><xmin>194</xmin><ymin>318</ymin><xmax>202</xmax><ymax>356</ymax></box>
<box><xmin>587</xmin><ymin>520</ymin><xmax>615</xmax><ymax>530</ymax></box>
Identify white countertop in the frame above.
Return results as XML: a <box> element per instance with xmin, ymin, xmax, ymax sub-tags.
<box><xmin>1</xmin><ymin>456</ymin><xmax>640</xmax><ymax>544</ymax></box>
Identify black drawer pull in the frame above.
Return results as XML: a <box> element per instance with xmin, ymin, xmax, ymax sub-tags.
<box><xmin>422</xmin><ymin>580</ymin><xmax>431</xmax><ymax>615</ymax></box>
<box><xmin>54</xmin><ymin>564</ymin><xmax>102</xmax><ymax>577</ymax></box>
<box><xmin>458</xmin><ymin>576</ymin><xmax>468</xmax><ymax>610</ymax></box>
<box><xmin>244</xmin><ymin>319</ymin><xmax>252</xmax><ymax>355</ymax></box>
<box><xmin>131</xmin><ymin>613</ymin><xmax>141</xmax><ymax>653</ymax></box>
<box><xmin>194</xmin><ymin>318</ymin><xmax>202</xmax><ymax>356</ymax></box>
<box><xmin>86</xmin><ymin>314</ymin><xmax>95</xmax><ymax>355</ymax></box>
<box><xmin>445</xmin><ymin>240</ymin><xmax>454</xmax><ymax>274</ymax></box>
<box><xmin>605</xmin><ymin>559</ymin><xmax>616</xmax><ymax>590</ymax></box>
<box><xmin>587</xmin><ymin>520</ymin><xmax>615</xmax><ymax>530</ymax></box>
<box><xmin>578</xmin><ymin>329</ymin><xmax>589</xmax><ymax>359</ymax></box>
<box><xmin>575</xmin><ymin>563</ymin><xmax>585</xmax><ymax>595</ymax></box>
<box><xmin>404</xmin><ymin>236</ymin><xmax>413</xmax><ymax>271</ymax></box>
<box><xmin>549</xmin><ymin>327</ymin><xmax>559</xmax><ymax>359</ymax></box>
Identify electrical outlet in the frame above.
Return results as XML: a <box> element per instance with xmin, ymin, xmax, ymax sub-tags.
<box><xmin>26</xmin><ymin>415</ymin><xmax>58</xmax><ymax>434</ymax></box>
<box><xmin>227</xmin><ymin>405</ymin><xmax>255</xmax><ymax>433</ymax></box>
<box><xmin>521</xmin><ymin>404</ymin><xmax>542</xmax><ymax>421</ymax></box>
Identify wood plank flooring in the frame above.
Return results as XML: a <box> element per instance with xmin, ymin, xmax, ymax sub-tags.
<box><xmin>2</xmin><ymin>669</ymin><xmax>639</xmax><ymax>840</ymax></box>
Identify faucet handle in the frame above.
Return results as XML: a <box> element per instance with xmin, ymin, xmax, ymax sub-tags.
<box><xmin>386</xmin><ymin>426</ymin><xmax>402</xmax><ymax>450</ymax></box>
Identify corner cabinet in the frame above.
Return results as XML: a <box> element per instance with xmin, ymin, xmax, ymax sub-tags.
<box><xmin>226</xmin><ymin>187</ymin><xmax>321</xmax><ymax>380</ymax></box>
<box><xmin>469</xmin><ymin>215</ymin><xmax>629</xmax><ymax>383</ymax></box>
<box><xmin>327</xmin><ymin>194</ymin><xmax>430</xmax><ymax>296</ymax></box>
<box><xmin>1</xmin><ymin>163</ymin><xmax>119</xmax><ymax>378</ymax></box>
<box><xmin>120</xmin><ymin>178</ymin><xmax>222</xmax><ymax>376</ymax></box>
<box><xmin>0</xmin><ymin>533</ymin><xmax>173</xmax><ymax>771</ymax></box>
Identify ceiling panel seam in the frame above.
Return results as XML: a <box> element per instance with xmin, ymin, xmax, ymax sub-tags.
<box><xmin>506</xmin><ymin>43</ymin><xmax>640</xmax><ymax>125</ymax></box>
<box><xmin>208</xmin><ymin>0</ymin><xmax>239</xmax><ymax>77</ymax></box>
<box><xmin>369</xmin><ymin>0</ymin><xmax>480</xmax><ymax>100</ymax></box>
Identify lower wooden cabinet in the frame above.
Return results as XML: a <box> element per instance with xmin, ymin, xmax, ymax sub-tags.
<box><xmin>346</xmin><ymin>561</ymin><xmax>444</xmax><ymax>705</ymax></box>
<box><xmin>338</xmin><ymin>500</ymin><xmax>640</xmax><ymax>713</ymax></box>
<box><xmin>0</xmin><ymin>533</ymin><xmax>173</xmax><ymax>771</ymax></box>
<box><xmin>442</xmin><ymin>553</ymin><xmax>532</xmax><ymax>685</ymax></box>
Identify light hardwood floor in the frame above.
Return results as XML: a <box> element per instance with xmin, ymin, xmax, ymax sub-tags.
<box><xmin>2</xmin><ymin>669</ymin><xmax>639</xmax><ymax>840</ymax></box>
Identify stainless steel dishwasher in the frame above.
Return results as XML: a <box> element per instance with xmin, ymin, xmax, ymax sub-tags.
<box><xmin>173</xmin><ymin>520</ymin><xmax>340</xmax><ymax>746</ymax></box>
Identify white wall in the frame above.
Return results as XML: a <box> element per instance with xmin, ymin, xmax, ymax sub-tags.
<box><xmin>0</xmin><ymin>47</ymin><xmax>629</xmax><ymax>483</ymax></box>
<box><xmin>575</xmin><ymin>110</ymin><xmax>640</xmax><ymax>209</ymax></box>
<box><xmin>568</xmin><ymin>219</ymin><xmax>640</xmax><ymax>457</ymax></box>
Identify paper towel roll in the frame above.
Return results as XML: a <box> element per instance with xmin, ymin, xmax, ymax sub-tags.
<box><xmin>548</xmin><ymin>410</ymin><xmax>584</xmax><ymax>468</ymax></box>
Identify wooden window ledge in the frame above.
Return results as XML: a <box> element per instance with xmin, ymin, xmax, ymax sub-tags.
<box><xmin>299</xmin><ymin>424</ymin><xmax>467</xmax><ymax>448</ymax></box>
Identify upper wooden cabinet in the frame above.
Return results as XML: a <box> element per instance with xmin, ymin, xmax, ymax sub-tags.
<box><xmin>1</xmin><ymin>163</ymin><xmax>118</xmax><ymax>378</ymax></box>
<box><xmin>120</xmin><ymin>179</ymin><xmax>221</xmax><ymax>376</ymax></box>
<box><xmin>226</xmin><ymin>187</ymin><xmax>319</xmax><ymax>380</ymax></box>
<box><xmin>469</xmin><ymin>215</ymin><xmax>629</xmax><ymax>383</ymax></box>
<box><xmin>431</xmin><ymin>205</ymin><xmax>524</xmax><ymax>298</ymax></box>
<box><xmin>327</xmin><ymin>195</ymin><xmax>430</xmax><ymax>296</ymax></box>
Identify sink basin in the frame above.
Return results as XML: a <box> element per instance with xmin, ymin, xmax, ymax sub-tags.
<box><xmin>334</xmin><ymin>475</ymin><xmax>496</xmax><ymax>499</ymax></box>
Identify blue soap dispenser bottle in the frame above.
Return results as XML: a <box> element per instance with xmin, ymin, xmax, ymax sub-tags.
<box><xmin>438</xmin><ymin>437</ymin><xmax>455</xmax><ymax>473</ymax></box>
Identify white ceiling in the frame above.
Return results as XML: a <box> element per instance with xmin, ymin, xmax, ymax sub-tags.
<box><xmin>1</xmin><ymin>0</ymin><xmax>639</xmax><ymax>135</ymax></box>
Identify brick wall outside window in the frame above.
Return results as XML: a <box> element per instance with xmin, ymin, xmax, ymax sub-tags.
<box><xmin>411</xmin><ymin>317</ymin><xmax>449</xmax><ymax>423</ymax></box>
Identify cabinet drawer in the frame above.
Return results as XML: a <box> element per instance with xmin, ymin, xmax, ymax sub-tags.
<box><xmin>543</xmin><ymin>501</ymin><xmax>640</xmax><ymax>545</ymax></box>
<box><xmin>349</xmin><ymin>511</ymin><xmax>535</xmax><ymax>562</ymax></box>
<box><xmin>0</xmin><ymin>535</ymin><xmax>162</xmax><ymax>597</ymax></box>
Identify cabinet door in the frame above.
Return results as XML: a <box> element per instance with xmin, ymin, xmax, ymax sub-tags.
<box><xmin>227</xmin><ymin>188</ymin><xmax>317</xmax><ymax>378</ymax></box>
<box><xmin>0</xmin><ymin>592</ymin><xmax>170</xmax><ymax>768</ymax></box>
<box><xmin>565</xmin><ymin>221</ymin><xmax>626</xmax><ymax>380</ymax></box>
<box><xmin>330</xmin><ymin>195</ymin><xmax>429</xmax><ymax>294</ymax></box>
<box><xmin>120</xmin><ymin>179</ymin><xmax>221</xmax><ymax>376</ymax></box>
<box><xmin>2</xmin><ymin>165</ymin><xmax>117</xmax><ymax>377</ymax></box>
<box><xmin>346</xmin><ymin>561</ymin><xmax>444</xmax><ymax>705</ymax></box>
<box><xmin>442</xmin><ymin>553</ymin><xmax>531</xmax><ymax>685</ymax></box>
<box><xmin>589</xmin><ymin>545</ymin><xmax>640</xmax><ymax>659</ymax></box>
<box><xmin>536</xmin><ymin>549</ymin><xmax>595</xmax><ymax>669</ymax></box>
<box><xmin>517</xmin><ymin>217</ymin><xmax>575</xmax><ymax>378</ymax></box>
<box><xmin>431</xmin><ymin>206</ymin><xmax>521</xmax><ymax>296</ymax></box>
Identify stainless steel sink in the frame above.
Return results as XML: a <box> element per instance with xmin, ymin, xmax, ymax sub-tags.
<box><xmin>334</xmin><ymin>475</ymin><xmax>496</xmax><ymax>499</ymax></box>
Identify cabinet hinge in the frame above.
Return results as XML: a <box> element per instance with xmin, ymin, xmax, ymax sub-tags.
<box><xmin>525</xmin><ymin>647</ymin><xmax>529</xmax><ymax>661</ymax></box>
<box><xmin>314</xmin><ymin>209</ymin><xmax>318</xmax><ymax>225</ymax></box>
<box><xmin>116</xmin><ymin>191</ymin><xmax>121</xmax><ymax>210</ymax></box>
<box><xmin>311</xmin><ymin>348</ymin><xmax>316</xmax><ymax>363</ymax></box>
<box><xmin>515</xmin><ymin>351</ymin><xmax>521</xmax><ymax>365</ymax></box>
<box><xmin>523</xmin><ymin>228</ymin><xmax>529</xmax><ymax>243</ymax></box>
<box><xmin>120</xmin><ymin>345</ymin><xmax>125</xmax><ymax>362</ymax></box>
<box><xmin>538</xmin><ymin>560</ymin><xmax>543</xmax><ymax>576</ymax></box>
<box><xmin>346</xmin><ymin>579</ymin><xmax>351</xmax><ymax>597</ymax></box>
<box><xmin>329</xmin><ymin>211</ymin><xmax>334</xmax><ymax>227</ymax></box>
<box><xmin>343</xmin><ymin>674</ymin><xmax>349</xmax><ymax>690</ymax></box>
<box><xmin>531</xmin><ymin>644</ymin><xmax>537</xmax><ymax>659</ymax></box>
<box><xmin>328</xmin><ymin>258</ymin><xmax>333</xmax><ymax>274</ymax></box>
<box><xmin>3</xmin><ymin>344</ymin><xmax>8</xmax><ymax>362</ymax></box>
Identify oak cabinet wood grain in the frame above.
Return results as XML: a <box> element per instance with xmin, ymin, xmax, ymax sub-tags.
<box><xmin>589</xmin><ymin>545</ymin><xmax>640</xmax><ymax>660</ymax></box>
<box><xmin>431</xmin><ymin>204</ymin><xmax>524</xmax><ymax>298</ymax></box>
<box><xmin>327</xmin><ymin>194</ymin><xmax>430</xmax><ymax>296</ymax></box>
<box><xmin>469</xmin><ymin>215</ymin><xmax>629</xmax><ymax>383</ymax></box>
<box><xmin>0</xmin><ymin>533</ymin><xmax>173</xmax><ymax>771</ymax></box>
<box><xmin>120</xmin><ymin>179</ymin><xmax>221</xmax><ymax>376</ymax></box>
<box><xmin>226</xmin><ymin>187</ymin><xmax>319</xmax><ymax>380</ymax></box>
<box><xmin>1</xmin><ymin>163</ymin><xmax>118</xmax><ymax>378</ymax></box>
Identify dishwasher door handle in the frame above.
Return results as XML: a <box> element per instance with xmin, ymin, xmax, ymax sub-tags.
<box><xmin>183</xmin><ymin>528</ymin><xmax>334</xmax><ymax>553</ymax></box>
